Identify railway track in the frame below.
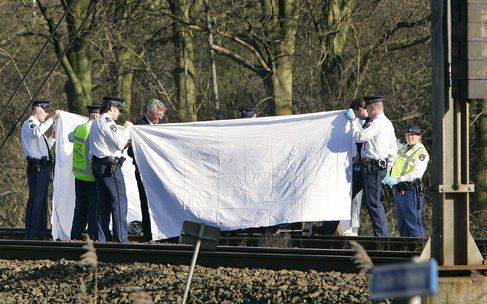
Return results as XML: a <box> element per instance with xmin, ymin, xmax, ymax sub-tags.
<box><xmin>0</xmin><ymin>239</ymin><xmax>415</xmax><ymax>273</ymax></box>
<box><xmin>0</xmin><ymin>228</ymin><xmax>485</xmax><ymax>275</ymax></box>
<box><xmin>0</xmin><ymin>227</ymin><xmax>485</xmax><ymax>253</ymax></box>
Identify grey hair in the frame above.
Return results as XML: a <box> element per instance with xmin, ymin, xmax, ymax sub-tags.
<box><xmin>146</xmin><ymin>99</ymin><xmax>166</xmax><ymax>115</ymax></box>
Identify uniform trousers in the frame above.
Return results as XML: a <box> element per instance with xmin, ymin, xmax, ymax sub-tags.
<box><xmin>70</xmin><ymin>178</ymin><xmax>97</xmax><ymax>240</ymax></box>
<box><xmin>352</xmin><ymin>164</ymin><xmax>364</xmax><ymax>198</ymax></box>
<box><xmin>25</xmin><ymin>165</ymin><xmax>50</xmax><ymax>240</ymax></box>
<box><xmin>92</xmin><ymin>160</ymin><xmax>128</xmax><ymax>243</ymax></box>
<box><xmin>394</xmin><ymin>188</ymin><xmax>425</xmax><ymax>237</ymax></box>
<box><xmin>361</xmin><ymin>165</ymin><xmax>389</xmax><ymax>237</ymax></box>
<box><xmin>134</xmin><ymin>166</ymin><xmax>152</xmax><ymax>241</ymax></box>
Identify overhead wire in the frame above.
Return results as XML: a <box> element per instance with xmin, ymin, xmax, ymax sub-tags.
<box><xmin>0</xmin><ymin>0</ymin><xmax>79</xmax><ymax>118</ymax></box>
<box><xmin>0</xmin><ymin>0</ymin><xmax>100</xmax><ymax>152</ymax></box>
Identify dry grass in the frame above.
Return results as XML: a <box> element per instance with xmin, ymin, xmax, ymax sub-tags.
<box><xmin>257</xmin><ymin>231</ymin><xmax>292</xmax><ymax>248</ymax></box>
<box><xmin>349</xmin><ymin>241</ymin><xmax>374</xmax><ymax>275</ymax></box>
<box><xmin>471</xmin><ymin>270</ymin><xmax>487</xmax><ymax>302</ymax></box>
<box><xmin>0</xmin><ymin>132</ymin><xmax>30</xmax><ymax>228</ymax></box>
<box><xmin>80</xmin><ymin>235</ymin><xmax>98</xmax><ymax>304</ymax></box>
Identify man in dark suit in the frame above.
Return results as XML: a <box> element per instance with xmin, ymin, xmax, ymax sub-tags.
<box><xmin>128</xmin><ymin>99</ymin><xmax>167</xmax><ymax>241</ymax></box>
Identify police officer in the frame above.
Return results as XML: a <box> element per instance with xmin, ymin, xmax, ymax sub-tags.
<box><xmin>21</xmin><ymin>100</ymin><xmax>60</xmax><ymax>240</ymax></box>
<box><xmin>127</xmin><ymin>99</ymin><xmax>166</xmax><ymax>241</ymax></box>
<box><xmin>68</xmin><ymin>105</ymin><xmax>101</xmax><ymax>240</ymax></box>
<box><xmin>90</xmin><ymin>96</ymin><xmax>133</xmax><ymax>243</ymax></box>
<box><xmin>334</xmin><ymin>97</ymin><xmax>372</xmax><ymax>236</ymax></box>
<box><xmin>238</xmin><ymin>105</ymin><xmax>257</xmax><ymax>118</ymax></box>
<box><xmin>345</xmin><ymin>96</ymin><xmax>397</xmax><ymax>237</ymax></box>
<box><xmin>383</xmin><ymin>124</ymin><xmax>429</xmax><ymax>237</ymax></box>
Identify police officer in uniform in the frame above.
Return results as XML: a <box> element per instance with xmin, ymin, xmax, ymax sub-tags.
<box><xmin>323</xmin><ymin>98</ymin><xmax>371</xmax><ymax>235</ymax></box>
<box><xmin>383</xmin><ymin>124</ymin><xmax>429</xmax><ymax>237</ymax></box>
<box><xmin>90</xmin><ymin>96</ymin><xmax>133</xmax><ymax>243</ymax></box>
<box><xmin>238</xmin><ymin>105</ymin><xmax>257</xmax><ymax>118</ymax></box>
<box><xmin>127</xmin><ymin>99</ymin><xmax>166</xmax><ymax>241</ymax></box>
<box><xmin>345</xmin><ymin>96</ymin><xmax>397</xmax><ymax>237</ymax></box>
<box><xmin>68</xmin><ymin>105</ymin><xmax>101</xmax><ymax>240</ymax></box>
<box><xmin>21</xmin><ymin>100</ymin><xmax>60</xmax><ymax>240</ymax></box>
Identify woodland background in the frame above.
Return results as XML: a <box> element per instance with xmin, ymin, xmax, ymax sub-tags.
<box><xmin>0</xmin><ymin>0</ymin><xmax>484</xmax><ymax>237</ymax></box>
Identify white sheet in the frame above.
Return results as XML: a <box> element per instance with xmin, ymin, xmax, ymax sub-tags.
<box><xmin>131</xmin><ymin>111</ymin><xmax>353</xmax><ymax>240</ymax></box>
<box><xmin>52</xmin><ymin>111</ymin><xmax>141</xmax><ymax>240</ymax></box>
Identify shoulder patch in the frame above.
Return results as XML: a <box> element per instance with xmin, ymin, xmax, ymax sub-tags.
<box><xmin>105</xmin><ymin>117</ymin><xmax>111</xmax><ymax>123</ymax></box>
<box><xmin>419</xmin><ymin>154</ymin><xmax>426</xmax><ymax>161</ymax></box>
<box><xmin>110</xmin><ymin>125</ymin><xmax>117</xmax><ymax>132</ymax></box>
<box><xmin>29</xmin><ymin>123</ymin><xmax>36</xmax><ymax>128</ymax></box>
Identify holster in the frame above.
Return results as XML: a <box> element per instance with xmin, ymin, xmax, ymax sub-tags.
<box><xmin>26</xmin><ymin>156</ymin><xmax>52</xmax><ymax>174</ymax></box>
<box><xmin>93</xmin><ymin>156</ymin><xmax>126</xmax><ymax>175</ymax></box>
<box><xmin>109</xmin><ymin>156</ymin><xmax>126</xmax><ymax>175</ymax></box>
<box><xmin>360</xmin><ymin>158</ymin><xmax>387</xmax><ymax>173</ymax></box>
<box><xmin>394</xmin><ymin>179</ymin><xmax>423</xmax><ymax>195</ymax></box>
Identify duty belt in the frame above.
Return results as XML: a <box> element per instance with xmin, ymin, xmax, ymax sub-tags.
<box><xmin>394</xmin><ymin>181</ymin><xmax>415</xmax><ymax>192</ymax></box>
<box><xmin>360</xmin><ymin>158</ymin><xmax>387</xmax><ymax>172</ymax></box>
<box><xmin>26</xmin><ymin>156</ymin><xmax>52</xmax><ymax>173</ymax></box>
<box><xmin>92</xmin><ymin>155</ymin><xmax>126</xmax><ymax>165</ymax></box>
<box><xmin>394</xmin><ymin>179</ymin><xmax>424</xmax><ymax>195</ymax></box>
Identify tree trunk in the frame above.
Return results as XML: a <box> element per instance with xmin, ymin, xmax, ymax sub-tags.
<box><xmin>263</xmin><ymin>0</ymin><xmax>298</xmax><ymax>116</ymax></box>
<box><xmin>64</xmin><ymin>0</ymin><xmax>93</xmax><ymax>113</ymax></box>
<box><xmin>110</xmin><ymin>1</ymin><xmax>138</xmax><ymax>115</ymax></box>
<box><xmin>38</xmin><ymin>0</ymin><xmax>94</xmax><ymax>114</ymax></box>
<box><xmin>169</xmin><ymin>0</ymin><xmax>198</xmax><ymax>122</ymax></box>
<box><xmin>119</xmin><ymin>54</ymin><xmax>134</xmax><ymax>114</ymax></box>
<box><xmin>204</xmin><ymin>0</ymin><xmax>220</xmax><ymax>119</ymax></box>
<box><xmin>318</xmin><ymin>0</ymin><xmax>355</xmax><ymax>109</ymax></box>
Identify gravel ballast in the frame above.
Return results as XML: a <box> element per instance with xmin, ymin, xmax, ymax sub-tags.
<box><xmin>0</xmin><ymin>259</ymin><xmax>389</xmax><ymax>303</ymax></box>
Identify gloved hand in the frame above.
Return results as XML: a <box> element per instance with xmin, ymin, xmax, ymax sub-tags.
<box><xmin>344</xmin><ymin>109</ymin><xmax>355</xmax><ymax>121</ymax></box>
<box><xmin>387</xmin><ymin>176</ymin><xmax>398</xmax><ymax>186</ymax></box>
<box><xmin>382</xmin><ymin>173</ymin><xmax>398</xmax><ymax>186</ymax></box>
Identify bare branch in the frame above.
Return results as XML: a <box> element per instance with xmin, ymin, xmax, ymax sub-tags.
<box><xmin>211</xmin><ymin>44</ymin><xmax>263</xmax><ymax>75</ymax></box>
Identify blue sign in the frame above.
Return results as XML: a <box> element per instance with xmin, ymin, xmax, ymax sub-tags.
<box><xmin>370</xmin><ymin>260</ymin><xmax>438</xmax><ymax>300</ymax></box>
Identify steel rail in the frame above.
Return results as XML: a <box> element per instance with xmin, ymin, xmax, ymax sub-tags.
<box><xmin>0</xmin><ymin>228</ymin><xmax>485</xmax><ymax>254</ymax></box>
<box><xmin>0</xmin><ymin>239</ymin><xmax>416</xmax><ymax>273</ymax></box>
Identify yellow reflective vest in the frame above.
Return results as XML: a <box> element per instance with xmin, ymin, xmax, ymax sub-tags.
<box><xmin>391</xmin><ymin>143</ymin><xmax>427</xmax><ymax>179</ymax></box>
<box><xmin>72</xmin><ymin>123</ymin><xmax>95</xmax><ymax>181</ymax></box>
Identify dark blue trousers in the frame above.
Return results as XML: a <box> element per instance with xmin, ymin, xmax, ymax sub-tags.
<box><xmin>135</xmin><ymin>167</ymin><xmax>152</xmax><ymax>241</ymax></box>
<box><xmin>394</xmin><ymin>188</ymin><xmax>425</xmax><ymax>237</ymax></box>
<box><xmin>361</xmin><ymin>165</ymin><xmax>389</xmax><ymax>237</ymax></box>
<box><xmin>25</xmin><ymin>165</ymin><xmax>50</xmax><ymax>240</ymax></box>
<box><xmin>92</xmin><ymin>161</ymin><xmax>128</xmax><ymax>243</ymax></box>
<box><xmin>70</xmin><ymin>178</ymin><xmax>97</xmax><ymax>240</ymax></box>
<box><xmin>352</xmin><ymin>164</ymin><xmax>364</xmax><ymax>198</ymax></box>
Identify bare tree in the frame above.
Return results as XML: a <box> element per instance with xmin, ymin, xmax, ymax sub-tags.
<box><xmin>168</xmin><ymin>0</ymin><xmax>201</xmax><ymax>122</ymax></box>
<box><xmin>37</xmin><ymin>0</ymin><xmax>98</xmax><ymax>113</ymax></box>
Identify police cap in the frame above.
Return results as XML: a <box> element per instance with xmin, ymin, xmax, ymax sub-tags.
<box><xmin>32</xmin><ymin>100</ymin><xmax>51</xmax><ymax>110</ymax></box>
<box><xmin>405</xmin><ymin>124</ymin><xmax>422</xmax><ymax>135</ymax></box>
<box><xmin>363</xmin><ymin>96</ymin><xmax>385</xmax><ymax>106</ymax></box>
<box><xmin>86</xmin><ymin>105</ymin><xmax>101</xmax><ymax>114</ymax></box>
<box><xmin>103</xmin><ymin>96</ymin><xmax>125</xmax><ymax>111</ymax></box>
<box><xmin>238</xmin><ymin>104</ymin><xmax>256</xmax><ymax>118</ymax></box>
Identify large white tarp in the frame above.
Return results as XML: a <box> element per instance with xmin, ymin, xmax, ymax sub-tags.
<box><xmin>131</xmin><ymin>111</ymin><xmax>353</xmax><ymax>240</ymax></box>
<box><xmin>51</xmin><ymin>111</ymin><xmax>141</xmax><ymax>240</ymax></box>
